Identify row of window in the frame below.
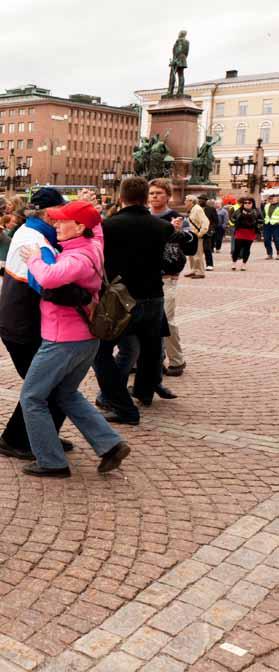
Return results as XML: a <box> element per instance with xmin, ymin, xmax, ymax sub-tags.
<box><xmin>0</xmin><ymin>139</ymin><xmax>33</xmax><ymax>150</ymax></box>
<box><xmin>0</xmin><ymin>154</ymin><xmax>33</xmax><ymax>167</ymax></box>
<box><xmin>215</xmin><ymin>99</ymin><xmax>273</xmax><ymax>117</ymax></box>
<box><xmin>0</xmin><ymin>107</ymin><xmax>35</xmax><ymax>118</ymax></box>
<box><xmin>68</xmin><ymin>124</ymin><xmax>136</xmax><ymax>139</ymax></box>
<box><xmin>67</xmin><ymin>140</ymin><xmax>133</xmax><ymax>154</ymax></box>
<box><xmin>66</xmin><ymin>154</ymin><xmax>132</xmax><ymax>169</ymax></box>
<box><xmin>69</xmin><ymin>109</ymin><xmax>137</xmax><ymax>124</ymax></box>
<box><xmin>0</xmin><ymin>122</ymin><xmax>34</xmax><ymax>134</ymax></box>
<box><xmin>213</xmin><ymin>122</ymin><xmax>272</xmax><ymax>145</ymax></box>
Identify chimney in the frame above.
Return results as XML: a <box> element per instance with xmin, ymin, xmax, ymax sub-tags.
<box><xmin>226</xmin><ymin>70</ymin><xmax>238</xmax><ymax>79</ymax></box>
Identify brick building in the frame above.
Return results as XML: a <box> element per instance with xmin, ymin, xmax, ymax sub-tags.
<box><xmin>0</xmin><ymin>85</ymin><xmax>139</xmax><ymax>188</ymax></box>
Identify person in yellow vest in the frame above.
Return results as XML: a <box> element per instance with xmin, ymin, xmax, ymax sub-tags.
<box><xmin>264</xmin><ymin>192</ymin><xmax>279</xmax><ymax>260</ymax></box>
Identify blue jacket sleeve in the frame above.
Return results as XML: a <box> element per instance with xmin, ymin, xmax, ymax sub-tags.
<box><xmin>27</xmin><ymin>246</ymin><xmax>56</xmax><ymax>294</ymax></box>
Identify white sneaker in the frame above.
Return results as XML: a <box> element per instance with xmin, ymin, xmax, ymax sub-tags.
<box><xmin>206</xmin><ymin>266</ymin><xmax>214</xmax><ymax>271</ymax></box>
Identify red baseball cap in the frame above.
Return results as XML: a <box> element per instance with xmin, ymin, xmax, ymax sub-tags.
<box><xmin>47</xmin><ymin>200</ymin><xmax>101</xmax><ymax>229</ymax></box>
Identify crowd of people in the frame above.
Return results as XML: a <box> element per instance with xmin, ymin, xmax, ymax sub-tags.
<box><xmin>0</xmin><ymin>179</ymin><xmax>278</xmax><ymax>478</ymax></box>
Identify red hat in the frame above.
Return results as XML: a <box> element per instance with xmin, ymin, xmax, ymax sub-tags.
<box><xmin>47</xmin><ymin>200</ymin><xmax>101</xmax><ymax>229</ymax></box>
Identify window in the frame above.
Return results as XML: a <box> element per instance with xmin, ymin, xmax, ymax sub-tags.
<box><xmin>0</xmin><ymin>141</ymin><xmax>4</xmax><ymax>150</ymax></box>
<box><xmin>9</xmin><ymin>124</ymin><xmax>15</xmax><ymax>133</ymax></box>
<box><xmin>212</xmin><ymin>124</ymin><xmax>224</xmax><ymax>146</ymax></box>
<box><xmin>28</xmin><ymin>108</ymin><xmax>35</xmax><ymax>115</ymax></box>
<box><xmin>236</xmin><ymin>124</ymin><xmax>246</xmax><ymax>145</ymax></box>
<box><xmin>9</xmin><ymin>109</ymin><xmax>16</xmax><ymax>116</ymax></box>
<box><xmin>263</xmin><ymin>99</ymin><xmax>272</xmax><ymax>114</ymax></box>
<box><xmin>215</xmin><ymin>103</ymin><xmax>225</xmax><ymax>117</ymax></box>
<box><xmin>213</xmin><ymin>159</ymin><xmax>221</xmax><ymax>175</ymax></box>
<box><xmin>28</xmin><ymin>122</ymin><xmax>34</xmax><ymax>132</ymax></box>
<box><xmin>19</xmin><ymin>109</ymin><xmax>26</xmax><ymax>116</ymax></box>
<box><xmin>8</xmin><ymin>140</ymin><xmax>14</xmax><ymax>150</ymax></box>
<box><xmin>18</xmin><ymin>123</ymin><xmax>24</xmax><ymax>133</ymax></box>
<box><xmin>260</xmin><ymin>122</ymin><xmax>271</xmax><ymax>144</ymax></box>
<box><xmin>0</xmin><ymin>111</ymin><xmax>5</xmax><ymax>118</ymax></box>
<box><xmin>17</xmin><ymin>139</ymin><xmax>24</xmax><ymax>149</ymax></box>
<box><xmin>26</xmin><ymin>156</ymin><xmax>33</xmax><ymax>167</ymax></box>
<box><xmin>0</xmin><ymin>125</ymin><xmax>5</xmax><ymax>134</ymax></box>
<box><xmin>27</xmin><ymin>139</ymin><xmax>33</xmax><ymax>149</ymax></box>
<box><xmin>239</xmin><ymin>101</ymin><xmax>248</xmax><ymax>116</ymax></box>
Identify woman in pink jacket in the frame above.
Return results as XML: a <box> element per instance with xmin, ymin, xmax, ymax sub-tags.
<box><xmin>20</xmin><ymin>200</ymin><xmax>130</xmax><ymax>478</ymax></box>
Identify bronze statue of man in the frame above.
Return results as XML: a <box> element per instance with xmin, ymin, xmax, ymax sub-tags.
<box><xmin>167</xmin><ymin>30</ymin><xmax>189</xmax><ymax>97</ymax></box>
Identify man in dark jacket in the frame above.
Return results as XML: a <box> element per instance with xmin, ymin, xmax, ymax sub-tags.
<box><xmin>198</xmin><ymin>194</ymin><xmax>219</xmax><ymax>271</ymax></box>
<box><xmin>0</xmin><ymin>188</ymin><xmax>73</xmax><ymax>459</ymax></box>
<box><xmin>93</xmin><ymin>177</ymin><xmax>174</xmax><ymax>425</ymax></box>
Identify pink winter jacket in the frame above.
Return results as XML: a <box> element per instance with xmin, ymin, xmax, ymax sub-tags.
<box><xmin>27</xmin><ymin>234</ymin><xmax>104</xmax><ymax>342</ymax></box>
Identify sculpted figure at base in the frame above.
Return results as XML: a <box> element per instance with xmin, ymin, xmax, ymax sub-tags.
<box><xmin>189</xmin><ymin>134</ymin><xmax>221</xmax><ymax>184</ymax></box>
<box><xmin>133</xmin><ymin>134</ymin><xmax>174</xmax><ymax>179</ymax></box>
<box><xmin>166</xmin><ymin>30</ymin><xmax>189</xmax><ymax>97</ymax></box>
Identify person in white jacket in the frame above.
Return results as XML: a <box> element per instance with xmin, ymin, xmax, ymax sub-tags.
<box><xmin>184</xmin><ymin>195</ymin><xmax>209</xmax><ymax>278</ymax></box>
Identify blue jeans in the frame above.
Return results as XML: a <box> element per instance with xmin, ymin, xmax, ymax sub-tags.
<box><xmin>94</xmin><ymin>297</ymin><xmax>164</xmax><ymax>420</ymax></box>
<box><xmin>264</xmin><ymin>224</ymin><xmax>279</xmax><ymax>257</ymax></box>
<box><xmin>20</xmin><ymin>339</ymin><xmax>122</xmax><ymax>469</ymax></box>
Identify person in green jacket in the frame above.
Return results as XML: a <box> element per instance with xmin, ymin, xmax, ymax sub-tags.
<box><xmin>263</xmin><ymin>192</ymin><xmax>279</xmax><ymax>259</ymax></box>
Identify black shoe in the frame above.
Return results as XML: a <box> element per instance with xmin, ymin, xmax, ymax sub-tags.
<box><xmin>165</xmin><ymin>362</ymin><xmax>186</xmax><ymax>377</ymax></box>
<box><xmin>22</xmin><ymin>462</ymin><xmax>71</xmax><ymax>478</ymax></box>
<box><xmin>0</xmin><ymin>437</ymin><xmax>34</xmax><ymax>460</ymax></box>
<box><xmin>128</xmin><ymin>386</ymin><xmax>153</xmax><ymax>407</ymax></box>
<box><xmin>155</xmin><ymin>384</ymin><xmax>177</xmax><ymax>399</ymax></box>
<box><xmin>103</xmin><ymin>412</ymin><xmax>139</xmax><ymax>426</ymax></box>
<box><xmin>95</xmin><ymin>397</ymin><xmax>111</xmax><ymax>411</ymax></box>
<box><xmin>61</xmin><ymin>439</ymin><xmax>74</xmax><ymax>453</ymax></box>
<box><xmin>98</xmin><ymin>442</ymin><xmax>131</xmax><ymax>474</ymax></box>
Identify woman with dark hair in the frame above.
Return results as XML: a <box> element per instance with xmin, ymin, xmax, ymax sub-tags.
<box><xmin>231</xmin><ymin>197</ymin><xmax>262</xmax><ymax>271</ymax></box>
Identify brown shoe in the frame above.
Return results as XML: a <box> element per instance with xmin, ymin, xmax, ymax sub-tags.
<box><xmin>98</xmin><ymin>442</ymin><xmax>131</xmax><ymax>473</ymax></box>
<box><xmin>184</xmin><ymin>272</ymin><xmax>194</xmax><ymax>277</ymax></box>
<box><xmin>192</xmin><ymin>274</ymin><xmax>205</xmax><ymax>279</ymax></box>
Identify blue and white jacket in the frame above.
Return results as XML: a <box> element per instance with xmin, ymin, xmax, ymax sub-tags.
<box><xmin>0</xmin><ymin>217</ymin><xmax>57</xmax><ymax>344</ymax></box>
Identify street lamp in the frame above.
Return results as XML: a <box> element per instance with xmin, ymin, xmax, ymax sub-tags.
<box><xmin>229</xmin><ymin>139</ymin><xmax>279</xmax><ymax>206</ymax></box>
<box><xmin>102</xmin><ymin>158</ymin><xmax>133</xmax><ymax>200</ymax></box>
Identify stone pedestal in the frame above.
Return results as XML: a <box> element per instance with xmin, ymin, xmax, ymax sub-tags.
<box><xmin>148</xmin><ymin>95</ymin><xmax>202</xmax><ymax>180</ymax></box>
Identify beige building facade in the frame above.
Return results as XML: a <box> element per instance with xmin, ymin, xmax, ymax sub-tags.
<box><xmin>135</xmin><ymin>71</ymin><xmax>279</xmax><ymax>194</ymax></box>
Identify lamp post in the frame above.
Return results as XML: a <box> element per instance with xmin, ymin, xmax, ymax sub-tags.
<box><xmin>229</xmin><ymin>139</ymin><xmax>278</xmax><ymax>208</ymax></box>
<box><xmin>102</xmin><ymin>158</ymin><xmax>133</xmax><ymax>201</ymax></box>
<box><xmin>0</xmin><ymin>150</ymin><xmax>31</xmax><ymax>195</ymax></box>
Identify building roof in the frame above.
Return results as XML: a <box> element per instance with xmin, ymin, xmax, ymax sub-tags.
<box><xmin>0</xmin><ymin>85</ymin><xmax>138</xmax><ymax>115</ymax></box>
<box><xmin>135</xmin><ymin>71</ymin><xmax>279</xmax><ymax>96</ymax></box>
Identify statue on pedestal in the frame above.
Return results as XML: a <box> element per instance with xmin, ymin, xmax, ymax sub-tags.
<box><xmin>189</xmin><ymin>134</ymin><xmax>221</xmax><ymax>184</ymax></box>
<box><xmin>164</xmin><ymin>30</ymin><xmax>189</xmax><ymax>98</ymax></box>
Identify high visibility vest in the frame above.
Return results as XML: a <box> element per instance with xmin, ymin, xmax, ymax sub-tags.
<box><xmin>264</xmin><ymin>203</ymin><xmax>279</xmax><ymax>225</ymax></box>
<box><xmin>229</xmin><ymin>203</ymin><xmax>240</xmax><ymax>227</ymax></box>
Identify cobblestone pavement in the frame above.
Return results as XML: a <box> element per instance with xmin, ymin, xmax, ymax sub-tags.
<box><xmin>0</xmin><ymin>241</ymin><xmax>279</xmax><ymax>671</ymax></box>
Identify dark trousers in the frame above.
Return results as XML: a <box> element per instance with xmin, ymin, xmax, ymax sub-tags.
<box><xmin>93</xmin><ymin>297</ymin><xmax>164</xmax><ymax>420</ymax></box>
<box><xmin>203</xmin><ymin>235</ymin><xmax>214</xmax><ymax>267</ymax></box>
<box><xmin>232</xmin><ymin>239</ymin><xmax>253</xmax><ymax>263</ymax></box>
<box><xmin>214</xmin><ymin>226</ymin><xmax>225</xmax><ymax>251</ymax></box>
<box><xmin>263</xmin><ymin>224</ymin><xmax>279</xmax><ymax>256</ymax></box>
<box><xmin>2</xmin><ymin>338</ymin><xmax>65</xmax><ymax>452</ymax></box>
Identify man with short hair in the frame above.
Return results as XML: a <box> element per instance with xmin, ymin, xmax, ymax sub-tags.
<box><xmin>184</xmin><ymin>195</ymin><xmax>209</xmax><ymax>278</ymax></box>
<box><xmin>93</xmin><ymin>177</ymin><xmax>175</xmax><ymax>425</ymax></box>
<box><xmin>0</xmin><ymin>188</ymin><xmax>73</xmax><ymax>459</ymax></box>
<box><xmin>263</xmin><ymin>192</ymin><xmax>279</xmax><ymax>259</ymax></box>
<box><xmin>215</xmin><ymin>198</ymin><xmax>229</xmax><ymax>252</ymax></box>
<box><xmin>149</xmin><ymin>178</ymin><xmax>186</xmax><ymax>376</ymax></box>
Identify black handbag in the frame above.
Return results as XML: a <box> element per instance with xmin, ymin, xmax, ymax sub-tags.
<box><xmin>162</xmin><ymin>242</ymin><xmax>186</xmax><ymax>275</ymax></box>
<box><xmin>42</xmin><ymin>283</ymin><xmax>92</xmax><ymax>306</ymax></box>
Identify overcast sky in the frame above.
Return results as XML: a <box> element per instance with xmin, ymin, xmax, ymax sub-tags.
<box><xmin>1</xmin><ymin>0</ymin><xmax>278</xmax><ymax>106</ymax></box>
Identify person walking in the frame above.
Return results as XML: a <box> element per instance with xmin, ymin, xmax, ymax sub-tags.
<box><xmin>214</xmin><ymin>198</ymin><xmax>229</xmax><ymax>252</ymax></box>
<box><xmin>93</xmin><ymin>177</ymin><xmax>175</xmax><ymax>425</ymax></box>
<box><xmin>0</xmin><ymin>187</ymin><xmax>74</xmax><ymax>460</ymax></box>
<box><xmin>198</xmin><ymin>195</ymin><xmax>218</xmax><ymax>271</ymax></box>
<box><xmin>149</xmin><ymin>178</ymin><xmax>186</xmax><ymax>377</ymax></box>
<box><xmin>184</xmin><ymin>195</ymin><xmax>209</xmax><ymax>278</ymax></box>
<box><xmin>263</xmin><ymin>191</ymin><xmax>279</xmax><ymax>260</ymax></box>
<box><xmin>19</xmin><ymin>200</ymin><xmax>130</xmax><ymax>477</ymax></box>
<box><xmin>231</xmin><ymin>197</ymin><xmax>262</xmax><ymax>271</ymax></box>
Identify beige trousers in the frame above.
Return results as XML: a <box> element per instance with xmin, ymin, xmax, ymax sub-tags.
<box><xmin>188</xmin><ymin>237</ymin><xmax>205</xmax><ymax>276</ymax></box>
<box><xmin>163</xmin><ymin>276</ymin><xmax>185</xmax><ymax>367</ymax></box>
